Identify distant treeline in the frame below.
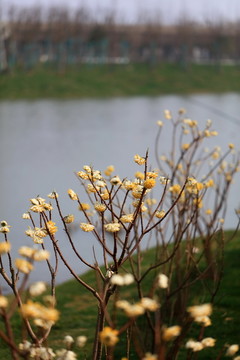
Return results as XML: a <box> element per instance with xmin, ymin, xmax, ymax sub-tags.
<box><xmin>1</xmin><ymin>5</ymin><xmax>240</xmax><ymax>71</ymax></box>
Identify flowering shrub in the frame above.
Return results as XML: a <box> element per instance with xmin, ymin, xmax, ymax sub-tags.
<box><xmin>0</xmin><ymin>109</ymin><xmax>239</xmax><ymax>359</ymax></box>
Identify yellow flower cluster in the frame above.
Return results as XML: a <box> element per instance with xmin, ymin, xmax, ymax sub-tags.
<box><xmin>0</xmin><ymin>220</ymin><xmax>11</xmax><ymax>233</ymax></box>
<box><xmin>15</xmin><ymin>258</ymin><xmax>34</xmax><ymax>274</ymax></box>
<box><xmin>99</xmin><ymin>327</ymin><xmax>119</xmax><ymax>347</ymax></box>
<box><xmin>18</xmin><ymin>246</ymin><xmax>50</xmax><ymax>261</ymax></box>
<box><xmin>21</xmin><ymin>300</ymin><xmax>59</xmax><ymax>323</ymax></box>
<box><xmin>94</xmin><ymin>202</ymin><xmax>107</xmax><ymax>212</ymax></box>
<box><xmin>162</xmin><ymin>325</ymin><xmax>181</xmax><ymax>341</ymax></box>
<box><xmin>0</xmin><ymin>295</ymin><xmax>8</xmax><ymax>308</ymax></box>
<box><xmin>104</xmin><ymin>222</ymin><xmax>121</xmax><ymax>232</ymax></box>
<box><xmin>45</xmin><ymin>221</ymin><xmax>58</xmax><ymax>235</ymax></box>
<box><xmin>68</xmin><ymin>189</ymin><xmax>78</xmax><ymax>200</ymax></box>
<box><xmin>187</xmin><ymin>303</ymin><xmax>212</xmax><ymax>327</ymax></box>
<box><xmin>104</xmin><ymin>165</ymin><xmax>115</xmax><ymax>176</ymax></box>
<box><xmin>63</xmin><ymin>214</ymin><xmax>75</xmax><ymax>224</ymax></box>
<box><xmin>134</xmin><ymin>154</ymin><xmax>146</xmax><ymax>165</ymax></box>
<box><xmin>116</xmin><ymin>297</ymin><xmax>159</xmax><ymax>318</ymax></box>
<box><xmin>25</xmin><ymin>226</ymin><xmax>48</xmax><ymax>244</ymax></box>
<box><xmin>80</xmin><ymin>223</ymin><xmax>95</xmax><ymax>232</ymax></box>
<box><xmin>0</xmin><ymin>241</ymin><xmax>11</xmax><ymax>255</ymax></box>
<box><xmin>155</xmin><ymin>210</ymin><xmax>166</xmax><ymax>219</ymax></box>
<box><xmin>29</xmin><ymin>197</ymin><xmax>53</xmax><ymax>213</ymax></box>
<box><xmin>110</xmin><ymin>273</ymin><xmax>134</xmax><ymax>286</ymax></box>
<box><xmin>120</xmin><ymin>214</ymin><xmax>134</xmax><ymax>223</ymax></box>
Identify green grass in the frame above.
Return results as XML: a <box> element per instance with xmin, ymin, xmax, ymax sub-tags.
<box><xmin>0</xmin><ymin>231</ymin><xmax>240</xmax><ymax>359</ymax></box>
<box><xmin>1</xmin><ymin>63</ymin><xmax>240</xmax><ymax>99</ymax></box>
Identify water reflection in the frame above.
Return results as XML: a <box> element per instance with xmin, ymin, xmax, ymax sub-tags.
<box><xmin>0</xmin><ymin>93</ymin><xmax>239</xmax><ymax>285</ymax></box>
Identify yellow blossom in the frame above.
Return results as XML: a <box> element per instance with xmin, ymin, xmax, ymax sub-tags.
<box><xmin>21</xmin><ymin>300</ymin><xmax>59</xmax><ymax>323</ymax></box>
<box><xmin>15</xmin><ymin>259</ymin><xmax>34</xmax><ymax>274</ymax></box>
<box><xmin>159</xmin><ymin>176</ymin><xmax>170</xmax><ymax>185</ymax></box>
<box><xmin>140</xmin><ymin>298</ymin><xmax>159</xmax><ymax>312</ymax></box>
<box><xmin>147</xmin><ymin>171</ymin><xmax>158</xmax><ymax>179</ymax></box>
<box><xmin>63</xmin><ymin>335</ymin><xmax>74</xmax><ymax>346</ymax></box>
<box><xmin>80</xmin><ymin>223</ymin><xmax>94</xmax><ymax>232</ymax></box>
<box><xmin>26</xmin><ymin>227</ymin><xmax>41</xmax><ymax>240</ymax></box>
<box><xmin>196</xmin><ymin>182</ymin><xmax>204</xmax><ymax>191</ymax></box>
<box><xmin>186</xmin><ymin>340</ymin><xmax>204</xmax><ymax>352</ymax></box>
<box><xmin>157</xmin><ymin>120</ymin><xmax>163</xmax><ymax>126</ymax></box>
<box><xmin>132</xmin><ymin>185</ymin><xmax>145</xmax><ymax>199</ymax></box>
<box><xmin>77</xmin><ymin>171</ymin><xmax>89</xmax><ymax>179</ymax></box>
<box><xmin>157</xmin><ymin>273</ymin><xmax>169</xmax><ymax>288</ymax></box>
<box><xmin>104</xmin><ymin>223</ymin><xmax>121</xmax><ymax>232</ymax></box>
<box><xmin>99</xmin><ymin>327</ymin><xmax>119</xmax><ymax>347</ymax></box>
<box><xmin>193</xmin><ymin>198</ymin><xmax>203</xmax><ymax>209</ymax></box>
<box><xmin>29</xmin><ymin>197</ymin><xmax>45</xmax><ymax>205</ymax></box>
<box><xmin>155</xmin><ymin>210</ymin><xmax>166</xmax><ymax>219</ymax></box>
<box><xmin>212</xmin><ymin>151</ymin><xmax>220</xmax><ymax>160</ymax></box>
<box><xmin>134</xmin><ymin>154</ymin><xmax>146</xmax><ymax>165</ymax></box>
<box><xmin>63</xmin><ymin>214</ymin><xmax>75</xmax><ymax>224</ymax></box>
<box><xmin>79</xmin><ymin>203</ymin><xmax>91</xmax><ymax>211</ymax></box>
<box><xmin>226</xmin><ymin>345</ymin><xmax>239</xmax><ymax>357</ymax></box>
<box><xmin>132</xmin><ymin>200</ymin><xmax>147</xmax><ymax>212</ymax></box>
<box><xmin>110</xmin><ymin>176</ymin><xmax>122</xmax><ymax>185</ymax></box>
<box><xmin>110</xmin><ymin>273</ymin><xmax>134</xmax><ymax>286</ymax></box>
<box><xmin>94</xmin><ymin>202</ymin><xmax>107</xmax><ymax>212</ymax></box>
<box><xmin>47</xmin><ymin>191</ymin><xmax>58</xmax><ymax>199</ymax></box>
<box><xmin>83</xmin><ymin>165</ymin><xmax>92</xmax><ymax>173</ymax></box>
<box><xmin>0</xmin><ymin>295</ymin><xmax>8</xmax><ymax>308</ymax></box>
<box><xmin>45</xmin><ymin>221</ymin><xmax>58</xmax><ymax>235</ymax></box>
<box><xmin>22</xmin><ymin>213</ymin><xmax>30</xmax><ymax>219</ymax></box>
<box><xmin>68</xmin><ymin>189</ymin><xmax>78</xmax><ymax>200</ymax></box>
<box><xmin>87</xmin><ymin>184</ymin><xmax>98</xmax><ymax>193</ymax></box>
<box><xmin>169</xmin><ymin>184</ymin><xmax>181</xmax><ymax>195</ymax></box>
<box><xmin>123</xmin><ymin>303</ymin><xmax>145</xmax><ymax>318</ymax></box>
<box><xmin>205</xmin><ymin>209</ymin><xmax>212</xmax><ymax>215</ymax></box>
<box><xmin>30</xmin><ymin>204</ymin><xmax>45</xmax><ymax>213</ymax></box>
<box><xmin>104</xmin><ymin>165</ymin><xmax>115</xmax><ymax>176</ymax></box>
<box><xmin>120</xmin><ymin>214</ymin><xmax>134</xmax><ymax>223</ymax></box>
<box><xmin>145</xmin><ymin>198</ymin><xmax>157</xmax><ymax>206</ymax></box>
<box><xmin>76</xmin><ymin>336</ymin><xmax>87</xmax><ymax>348</ymax></box>
<box><xmin>100</xmin><ymin>190</ymin><xmax>110</xmax><ymax>200</ymax></box>
<box><xmin>135</xmin><ymin>171</ymin><xmax>145</xmax><ymax>180</ymax></box>
<box><xmin>0</xmin><ymin>221</ymin><xmax>11</xmax><ymax>233</ymax></box>
<box><xmin>0</xmin><ymin>241</ymin><xmax>11</xmax><ymax>255</ymax></box>
<box><xmin>183</xmin><ymin>118</ymin><xmax>198</xmax><ymax>127</ymax></box>
<box><xmin>162</xmin><ymin>326</ymin><xmax>181</xmax><ymax>341</ymax></box>
<box><xmin>95</xmin><ymin>180</ymin><xmax>106</xmax><ymax>188</ymax></box>
<box><xmin>228</xmin><ymin>143</ymin><xmax>235</xmax><ymax>149</ymax></box>
<box><xmin>142</xmin><ymin>353</ymin><xmax>157</xmax><ymax>360</ymax></box>
<box><xmin>204</xmin><ymin>179</ymin><xmax>214</xmax><ymax>187</ymax></box>
<box><xmin>164</xmin><ymin>109</ymin><xmax>172</xmax><ymax>120</ymax></box>
<box><xmin>29</xmin><ymin>282</ymin><xmax>47</xmax><ymax>297</ymax></box>
<box><xmin>144</xmin><ymin>179</ymin><xmax>156</xmax><ymax>189</ymax></box>
<box><xmin>187</xmin><ymin>177</ymin><xmax>197</xmax><ymax>186</ymax></box>
<box><xmin>187</xmin><ymin>303</ymin><xmax>212</xmax><ymax>319</ymax></box>
<box><xmin>194</xmin><ymin>315</ymin><xmax>211</xmax><ymax>327</ymax></box>
<box><xmin>182</xmin><ymin>143</ymin><xmax>190</xmax><ymax>151</ymax></box>
<box><xmin>201</xmin><ymin>337</ymin><xmax>216</xmax><ymax>348</ymax></box>
<box><xmin>33</xmin><ymin>250</ymin><xmax>50</xmax><ymax>262</ymax></box>
<box><xmin>18</xmin><ymin>246</ymin><xmax>35</xmax><ymax>258</ymax></box>
<box><xmin>123</xmin><ymin>180</ymin><xmax>135</xmax><ymax>190</ymax></box>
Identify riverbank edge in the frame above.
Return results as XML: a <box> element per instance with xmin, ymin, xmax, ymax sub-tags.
<box><xmin>1</xmin><ymin>63</ymin><xmax>240</xmax><ymax>100</ymax></box>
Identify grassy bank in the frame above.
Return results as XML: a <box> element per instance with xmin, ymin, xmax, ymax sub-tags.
<box><xmin>0</xmin><ymin>231</ymin><xmax>240</xmax><ymax>359</ymax></box>
<box><xmin>1</xmin><ymin>63</ymin><xmax>240</xmax><ymax>99</ymax></box>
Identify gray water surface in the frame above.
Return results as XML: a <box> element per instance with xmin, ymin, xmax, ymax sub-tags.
<box><xmin>0</xmin><ymin>93</ymin><xmax>239</xmax><ymax>286</ymax></box>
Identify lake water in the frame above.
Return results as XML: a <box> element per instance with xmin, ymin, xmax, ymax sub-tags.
<box><xmin>0</xmin><ymin>93</ymin><xmax>240</xmax><ymax>287</ymax></box>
